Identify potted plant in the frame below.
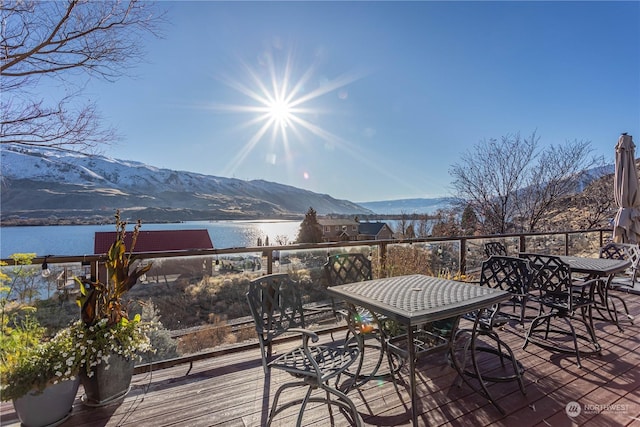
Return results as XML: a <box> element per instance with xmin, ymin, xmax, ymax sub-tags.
<box><xmin>0</xmin><ymin>255</ymin><xmax>82</xmax><ymax>427</ymax></box>
<box><xmin>74</xmin><ymin>210</ymin><xmax>154</xmax><ymax>406</ymax></box>
<box><xmin>1</xmin><ymin>324</ymin><xmax>82</xmax><ymax>426</ymax></box>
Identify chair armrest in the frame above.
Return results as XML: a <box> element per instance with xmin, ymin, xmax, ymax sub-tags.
<box><xmin>288</xmin><ymin>328</ymin><xmax>322</xmax><ymax>375</ymax></box>
<box><xmin>570</xmin><ymin>277</ymin><xmax>602</xmax><ymax>298</ymax></box>
<box><xmin>288</xmin><ymin>327</ymin><xmax>320</xmax><ymax>343</ymax></box>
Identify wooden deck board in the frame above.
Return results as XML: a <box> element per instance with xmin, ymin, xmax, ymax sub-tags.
<box><xmin>2</xmin><ymin>288</ymin><xmax>640</xmax><ymax>427</ymax></box>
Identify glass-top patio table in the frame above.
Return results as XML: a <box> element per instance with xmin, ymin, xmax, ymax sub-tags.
<box><xmin>326</xmin><ymin>274</ymin><xmax>510</xmax><ymax>426</ymax></box>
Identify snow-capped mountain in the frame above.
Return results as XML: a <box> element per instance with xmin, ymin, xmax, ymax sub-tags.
<box><xmin>0</xmin><ymin>144</ymin><xmax>372</xmax><ymax>222</ymax></box>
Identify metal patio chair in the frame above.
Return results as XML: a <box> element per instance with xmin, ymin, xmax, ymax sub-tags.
<box><xmin>246</xmin><ymin>273</ymin><xmax>363</xmax><ymax>426</ymax></box>
<box><xmin>324</xmin><ymin>252</ymin><xmax>373</xmax><ymax>319</ymax></box>
<box><xmin>597</xmin><ymin>242</ymin><xmax>635</xmax><ymax>328</ymax></box>
<box><xmin>484</xmin><ymin>241</ymin><xmax>508</xmax><ymax>258</ymax></box>
<box><xmin>519</xmin><ymin>253</ymin><xmax>600</xmax><ymax>368</ymax></box>
<box><xmin>324</xmin><ymin>253</ymin><xmax>387</xmax><ymax>388</ymax></box>
<box><xmin>451</xmin><ymin>255</ymin><xmax>531</xmax><ymax>413</ymax></box>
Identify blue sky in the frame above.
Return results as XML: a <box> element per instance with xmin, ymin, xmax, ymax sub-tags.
<box><xmin>83</xmin><ymin>1</ymin><xmax>639</xmax><ymax>203</ymax></box>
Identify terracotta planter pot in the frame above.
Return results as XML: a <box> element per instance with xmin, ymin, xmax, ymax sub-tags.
<box><xmin>79</xmin><ymin>354</ymin><xmax>134</xmax><ymax>407</ymax></box>
<box><xmin>12</xmin><ymin>377</ymin><xmax>80</xmax><ymax>427</ymax></box>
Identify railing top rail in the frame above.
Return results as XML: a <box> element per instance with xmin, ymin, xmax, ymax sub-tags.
<box><xmin>0</xmin><ymin>228</ymin><xmax>612</xmax><ymax>266</ymax></box>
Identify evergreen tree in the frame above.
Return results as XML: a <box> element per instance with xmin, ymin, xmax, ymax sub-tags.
<box><xmin>461</xmin><ymin>204</ymin><xmax>479</xmax><ymax>235</ymax></box>
<box><xmin>296</xmin><ymin>207</ymin><xmax>323</xmax><ymax>243</ymax></box>
<box><xmin>431</xmin><ymin>209</ymin><xmax>461</xmax><ymax>237</ymax></box>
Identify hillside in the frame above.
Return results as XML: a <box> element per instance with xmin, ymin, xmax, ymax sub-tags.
<box><xmin>0</xmin><ymin>145</ymin><xmax>372</xmax><ymax>224</ymax></box>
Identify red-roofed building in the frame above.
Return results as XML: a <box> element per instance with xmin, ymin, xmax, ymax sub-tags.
<box><xmin>94</xmin><ymin>229</ymin><xmax>214</xmax><ymax>254</ymax></box>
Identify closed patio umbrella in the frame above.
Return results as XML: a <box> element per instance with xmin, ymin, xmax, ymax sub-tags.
<box><xmin>613</xmin><ymin>133</ymin><xmax>640</xmax><ymax>243</ymax></box>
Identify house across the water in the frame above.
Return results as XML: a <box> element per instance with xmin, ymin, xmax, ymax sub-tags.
<box><xmin>317</xmin><ymin>218</ymin><xmax>393</xmax><ymax>242</ymax></box>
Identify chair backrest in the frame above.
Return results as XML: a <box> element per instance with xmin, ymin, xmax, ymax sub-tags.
<box><xmin>624</xmin><ymin>242</ymin><xmax>640</xmax><ymax>259</ymax></box>
<box><xmin>518</xmin><ymin>253</ymin><xmax>572</xmax><ymax>296</ymax></box>
<box><xmin>246</xmin><ymin>273</ymin><xmax>305</xmax><ymax>370</ymax></box>
<box><xmin>601</xmin><ymin>242</ymin><xmax>640</xmax><ymax>287</ymax></box>
<box><xmin>480</xmin><ymin>255</ymin><xmax>532</xmax><ymax>295</ymax></box>
<box><xmin>324</xmin><ymin>253</ymin><xmax>372</xmax><ymax>286</ymax></box>
<box><xmin>601</xmin><ymin>242</ymin><xmax>640</xmax><ymax>268</ymax></box>
<box><xmin>623</xmin><ymin>244</ymin><xmax>640</xmax><ymax>277</ymax></box>
<box><xmin>599</xmin><ymin>242</ymin><xmax>627</xmax><ymax>260</ymax></box>
<box><xmin>484</xmin><ymin>242</ymin><xmax>508</xmax><ymax>258</ymax></box>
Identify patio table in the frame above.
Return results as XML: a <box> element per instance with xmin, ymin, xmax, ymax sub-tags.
<box><xmin>559</xmin><ymin>255</ymin><xmax>631</xmax><ymax>330</ymax></box>
<box><xmin>326</xmin><ymin>274</ymin><xmax>510</xmax><ymax>426</ymax></box>
<box><xmin>558</xmin><ymin>255</ymin><xmax>630</xmax><ymax>277</ymax></box>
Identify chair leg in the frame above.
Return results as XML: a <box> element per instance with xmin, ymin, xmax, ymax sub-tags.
<box><xmin>322</xmin><ymin>384</ymin><xmax>364</xmax><ymax>427</ymax></box>
<box><xmin>561</xmin><ymin>316</ymin><xmax>582</xmax><ymax>368</ymax></box>
<box><xmin>593</xmin><ymin>284</ymin><xmax>623</xmax><ymax>331</ymax></box>
<box><xmin>452</xmin><ymin>329</ymin><xmax>473</xmax><ymax>388</ymax></box>
<box><xmin>469</xmin><ymin>337</ymin><xmax>504</xmax><ymax>414</ymax></box>
<box><xmin>543</xmin><ymin>315</ymin><xmax>553</xmax><ymax>340</ymax></box>
<box><xmin>295</xmin><ymin>387</ymin><xmax>314</xmax><ymax>427</ymax></box>
<box><xmin>267</xmin><ymin>381</ymin><xmax>307</xmax><ymax>427</ymax></box>
<box><xmin>584</xmin><ymin>305</ymin><xmax>600</xmax><ymax>352</ymax></box>
<box><xmin>340</xmin><ymin>328</ymin><xmax>365</xmax><ymax>391</ymax></box>
<box><xmin>385</xmin><ymin>345</ymin><xmax>404</xmax><ymax>396</ymax></box>
<box><xmin>268</xmin><ymin>380</ymin><xmax>362</xmax><ymax>427</ymax></box>
<box><xmin>339</xmin><ymin>330</ymin><xmax>386</xmax><ymax>392</ymax></box>
<box><xmin>523</xmin><ymin>312</ymin><xmax>553</xmax><ymax>350</ymax></box>
<box><xmin>489</xmin><ymin>331</ymin><xmax>527</xmax><ymax>395</ymax></box>
<box><xmin>563</xmin><ymin>312</ymin><xmax>601</xmax><ymax>368</ymax></box>
<box><xmin>608</xmin><ymin>293</ymin><xmax>634</xmax><ymax>325</ymax></box>
<box><xmin>494</xmin><ymin>332</ymin><xmax>506</xmax><ymax>367</ymax></box>
<box><xmin>450</xmin><ymin>321</ymin><xmax>525</xmax><ymax>415</ymax></box>
<box><xmin>527</xmin><ymin>309</ymin><xmax>603</xmax><ymax>369</ymax></box>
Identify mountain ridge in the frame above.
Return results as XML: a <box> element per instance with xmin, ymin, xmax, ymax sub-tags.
<box><xmin>1</xmin><ymin>145</ymin><xmax>611</xmax><ymax>225</ymax></box>
<box><xmin>0</xmin><ymin>145</ymin><xmax>380</xmax><ymax>223</ymax></box>
<box><xmin>0</xmin><ymin>145</ymin><xmax>457</xmax><ymax>224</ymax></box>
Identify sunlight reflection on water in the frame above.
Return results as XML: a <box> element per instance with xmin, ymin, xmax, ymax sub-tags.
<box><xmin>0</xmin><ymin>220</ymin><xmax>301</xmax><ymax>258</ymax></box>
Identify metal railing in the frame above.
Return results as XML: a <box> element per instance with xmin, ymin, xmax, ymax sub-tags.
<box><xmin>1</xmin><ymin>228</ymin><xmax>613</xmax><ymax>373</ymax></box>
<box><xmin>0</xmin><ymin>228</ymin><xmax>612</xmax><ymax>276</ymax></box>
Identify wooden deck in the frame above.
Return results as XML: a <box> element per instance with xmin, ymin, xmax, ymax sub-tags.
<box><xmin>2</xmin><ymin>288</ymin><xmax>640</xmax><ymax>427</ymax></box>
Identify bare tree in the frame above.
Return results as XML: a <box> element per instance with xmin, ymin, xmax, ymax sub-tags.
<box><xmin>573</xmin><ymin>174</ymin><xmax>616</xmax><ymax>230</ymax></box>
<box><xmin>1</xmin><ymin>0</ymin><xmax>165</xmax><ymax>152</ymax></box>
<box><xmin>450</xmin><ymin>132</ymin><xmax>536</xmax><ymax>234</ymax></box>
<box><xmin>516</xmin><ymin>139</ymin><xmax>602</xmax><ymax>231</ymax></box>
<box><xmin>396</xmin><ymin>210</ymin><xmax>414</xmax><ymax>239</ymax></box>
<box><xmin>415</xmin><ymin>214</ymin><xmax>432</xmax><ymax>237</ymax></box>
<box><xmin>450</xmin><ymin>132</ymin><xmax>603</xmax><ymax>234</ymax></box>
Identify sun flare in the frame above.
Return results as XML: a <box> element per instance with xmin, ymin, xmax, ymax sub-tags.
<box><xmin>211</xmin><ymin>47</ymin><xmax>366</xmax><ymax>178</ymax></box>
<box><xmin>266</xmin><ymin>98</ymin><xmax>293</xmax><ymax>128</ymax></box>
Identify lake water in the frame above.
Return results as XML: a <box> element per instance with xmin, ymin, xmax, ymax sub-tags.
<box><xmin>0</xmin><ymin>220</ymin><xmax>302</xmax><ymax>258</ymax></box>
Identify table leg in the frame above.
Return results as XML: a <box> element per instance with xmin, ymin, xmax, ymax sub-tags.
<box><xmin>408</xmin><ymin>326</ymin><xmax>417</xmax><ymax>426</ymax></box>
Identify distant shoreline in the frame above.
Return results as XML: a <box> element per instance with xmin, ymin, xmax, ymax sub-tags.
<box><xmin>0</xmin><ymin>212</ymin><xmax>434</xmax><ymax>227</ymax></box>
<box><xmin>0</xmin><ymin>212</ymin><xmax>304</xmax><ymax>227</ymax></box>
